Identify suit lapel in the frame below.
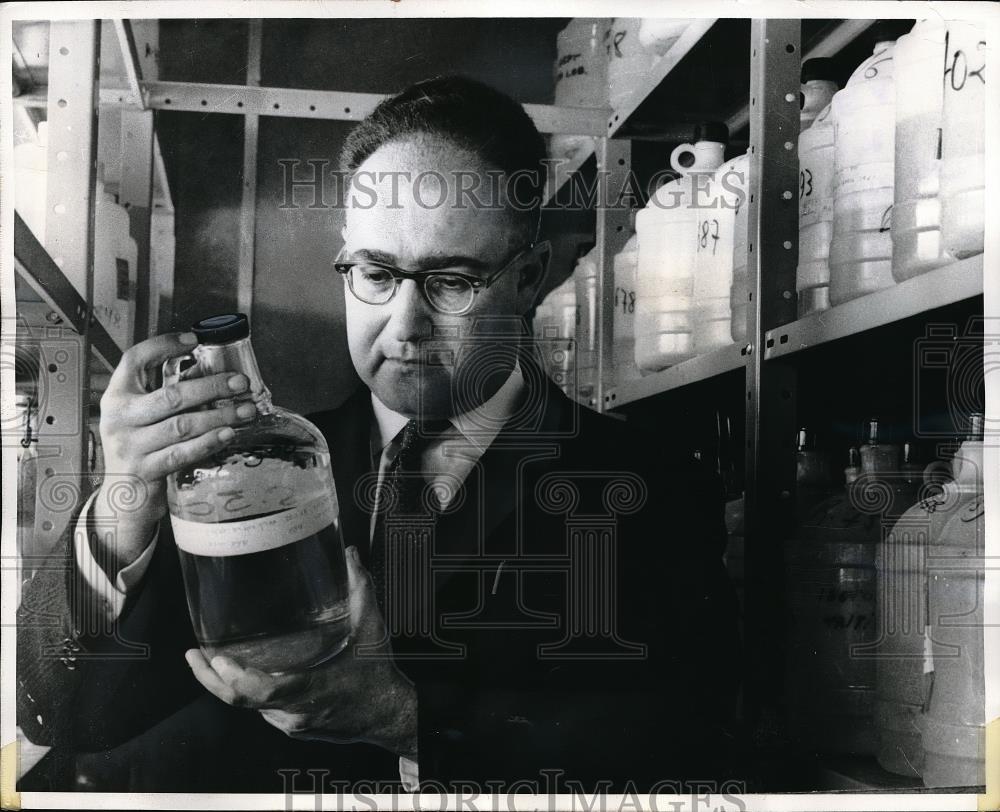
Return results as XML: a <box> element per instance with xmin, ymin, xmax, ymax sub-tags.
<box><xmin>434</xmin><ymin>356</ymin><xmax>572</xmax><ymax>559</ymax></box>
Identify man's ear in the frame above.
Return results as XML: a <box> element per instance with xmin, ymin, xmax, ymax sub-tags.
<box><xmin>516</xmin><ymin>240</ymin><xmax>551</xmax><ymax>316</ymax></box>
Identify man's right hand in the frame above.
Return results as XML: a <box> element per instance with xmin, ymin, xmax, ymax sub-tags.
<box><xmin>92</xmin><ymin>332</ymin><xmax>256</xmax><ymax>574</ymax></box>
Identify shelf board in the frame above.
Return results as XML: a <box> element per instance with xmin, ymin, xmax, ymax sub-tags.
<box><xmin>764</xmin><ymin>254</ymin><xmax>984</xmax><ymax>361</ymax></box>
<box><xmin>605</xmin><ymin>341</ymin><xmax>746</xmax><ymax>409</ymax></box>
<box><xmin>544</xmin><ymin>18</ymin><xmax>718</xmax><ymax>204</ymax></box>
<box><xmin>607</xmin><ymin>18</ymin><xmax>718</xmax><ymax>138</ymax></box>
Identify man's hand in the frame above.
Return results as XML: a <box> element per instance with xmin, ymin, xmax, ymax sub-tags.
<box><xmin>185</xmin><ymin>546</ymin><xmax>418</xmax><ymax>760</ymax></box>
<box><xmin>94</xmin><ymin>332</ymin><xmax>256</xmax><ymax>573</ymax></box>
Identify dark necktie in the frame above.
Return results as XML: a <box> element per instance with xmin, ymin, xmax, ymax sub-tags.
<box><xmin>370</xmin><ymin>418</ymin><xmax>450</xmax><ymax>615</ymax></box>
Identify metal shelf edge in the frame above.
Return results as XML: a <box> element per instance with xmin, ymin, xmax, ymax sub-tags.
<box><xmin>606</xmin><ymin>18</ymin><xmax>718</xmax><ymax>138</ymax></box>
<box><xmin>604</xmin><ymin>342</ymin><xmax>746</xmax><ymax>409</ymax></box>
<box><xmin>13</xmin><ymin>212</ymin><xmax>122</xmax><ymax>373</ymax></box>
<box><xmin>763</xmin><ymin>254</ymin><xmax>984</xmax><ymax>360</ymax></box>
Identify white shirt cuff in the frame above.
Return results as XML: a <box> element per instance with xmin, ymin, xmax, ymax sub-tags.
<box><xmin>73</xmin><ymin>490</ymin><xmax>159</xmax><ymax>620</ymax></box>
<box><xmin>399</xmin><ymin>755</ymin><xmax>419</xmax><ymax>792</ymax></box>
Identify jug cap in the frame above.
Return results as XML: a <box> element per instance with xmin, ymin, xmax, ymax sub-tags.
<box><xmin>693</xmin><ymin>121</ymin><xmax>728</xmax><ymax>144</ymax></box>
<box><xmin>801</xmin><ymin>57</ymin><xmax>837</xmax><ymax>83</ymax></box>
<box><xmin>965</xmin><ymin>412</ymin><xmax>985</xmax><ymax>440</ymax></box>
<box><xmin>869</xmin><ymin>20</ymin><xmax>901</xmax><ymax>45</ymax></box>
<box><xmin>192</xmin><ymin>313</ymin><xmax>250</xmax><ymax>344</ymax></box>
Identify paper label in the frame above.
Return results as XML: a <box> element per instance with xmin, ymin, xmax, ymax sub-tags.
<box><xmin>171</xmin><ymin>493</ymin><xmax>337</xmax><ymax>557</ymax></box>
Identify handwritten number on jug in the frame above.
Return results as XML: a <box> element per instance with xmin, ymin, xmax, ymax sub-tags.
<box><xmin>698</xmin><ymin>219</ymin><xmax>720</xmax><ymax>254</ymax></box>
<box><xmin>864</xmin><ymin>50</ymin><xmax>892</xmax><ymax>80</ymax></box>
<box><xmin>614</xmin><ymin>287</ymin><xmax>636</xmax><ymax>314</ymax></box>
<box><xmin>220</xmin><ymin>490</ymin><xmax>252</xmax><ymax>514</ymax></box>
<box><xmin>944</xmin><ymin>31</ymin><xmax>987</xmax><ymax>92</ymax></box>
<box><xmin>799</xmin><ymin>168</ymin><xmax>813</xmax><ymax>199</ymax></box>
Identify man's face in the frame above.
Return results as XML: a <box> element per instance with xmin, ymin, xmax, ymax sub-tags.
<box><xmin>341</xmin><ymin>135</ymin><xmax>543</xmax><ymax>419</ymax></box>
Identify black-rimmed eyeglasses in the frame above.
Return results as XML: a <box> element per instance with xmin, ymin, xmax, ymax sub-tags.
<box><xmin>333</xmin><ymin>243</ymin><xmax>542</xmax><ymax>316</ymax></box>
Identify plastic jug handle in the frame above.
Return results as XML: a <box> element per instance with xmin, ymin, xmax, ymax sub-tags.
<box><xmin>670</xmin><ymin>143</ymin><xmax>696</xmax><ymax>174</ymax></box>
<box><xmin>922</xmin><ymin>459</ymin><xmax>953</xmax><ymax>488</ymax></box>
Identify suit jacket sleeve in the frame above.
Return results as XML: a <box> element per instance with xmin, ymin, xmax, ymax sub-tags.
<box><xmin>17</xmin><ymin>507</ymin><xmax>201</xmax><ymax>752</ymax></box>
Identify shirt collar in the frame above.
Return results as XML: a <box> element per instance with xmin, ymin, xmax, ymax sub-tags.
<box><xmin>370</xmin><ymin>358</ymin><xmax>524</xmax><ymax>455</ymax></box>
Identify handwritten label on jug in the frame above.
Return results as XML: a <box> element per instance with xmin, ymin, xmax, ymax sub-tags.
<box><xmin>171</xmin><ymin>492</ymin><xmax>338</xmax><ymax>557</ymax></box>
<box><xmin>555</xmin><ymin>52</ymin><xmax>587</xmax><ymax>83</ymax></box>
<box><xmin>614</xmin><ymin>287</ymin><xmax>636</xmax><ymax>315</ymax></box>
<box><xmin>606</xmin><ymin>28</ymin><xmax>626</xmax><ymax>59</ymax></box>
<box><xmin>799</xmin><ymin>167</ymin><xmax>814</xmax><ymax>200</ymax></box>
<box><xmin>943</xmin><ymin>31</ymin><xmax>987</xmax><ymax>92</ymax></box>
<box><xmin>863</xmin><ymin>48</ymin><xmax>892</xmax><ymax>80</ymax></box>
<box><xmin>878</xmin><ymin>205</ymin><xmax>893</xmax><ymax>233</ymax></box>
<box><xmin>697</xmin><ymin>219</ymin><xmax>720</xmax><ymax>254</ymax></box>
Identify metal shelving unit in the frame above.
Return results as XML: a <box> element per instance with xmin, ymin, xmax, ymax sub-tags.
<box><xmin>12</xmin><ymin>19</ymin><xmax>172</xmax><ymax>560</ymax></box>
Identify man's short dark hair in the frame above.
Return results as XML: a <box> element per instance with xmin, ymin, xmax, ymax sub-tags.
<box><xmin>340</xmin><ymin>75</ymin><xmax>546</xmax><ymax>236</ymax></box>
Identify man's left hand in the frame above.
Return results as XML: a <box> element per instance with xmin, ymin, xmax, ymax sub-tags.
<box><xmin>185</xmin><ymin>546</ymin><xmax>418</xmax><ymax>760</ymax></box>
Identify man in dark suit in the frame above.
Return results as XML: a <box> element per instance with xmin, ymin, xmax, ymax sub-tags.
<box><xmin>17</xmin><ymin>76</ymin><xmax>739</xmax><ymax>795</ymax></box>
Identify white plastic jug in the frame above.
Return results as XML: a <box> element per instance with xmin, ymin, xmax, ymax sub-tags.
<box><xmin>829</xmin><ymin>38</ymin><xmax>898</xmax><ymax>306</ymax></box>
<box><xmin>535</xmin><ymin>275</ymin><xmax>578</xmax><ymax>396</ymax></box>
<box><xmin>800</xmin><ymin>58</ymin><xmax>839</xmax><ymax>131</ymax></box>
<box><xmin>612</xmin><ymin>232</ymin><xmax>640</xmax><ymax>389</ymax></box>
<box><xmin>922</xmin><ymin>418</ymin><xmax>986</xmax><ymax>788</ymax></box>
<box><xmin>637</xmin><ymin>18</ymin><xmax>688</xmax><ymax>57</ymax></box>
<box><xmin>13</xmin><ymin>121</ymin><xmax>49</xmax><ymax>240</ymax></box>
<box><xmin>94</xmin><ymin>178</ymin><xmax>139</xmax><ymax>351</ymax></box>
<box><xmin>552</xmin><ymin>18</ymin><xmax>610</xmax><ymax>163</ymax></box>
<box><xmin>797</xmin><ymin>102</ymin><xmax>836</xmax><ymax>316</ymax></box>
<box><xmin>574</xmin><ymin>245</ymin><xmax>600</xmax><ymax>402</ymax></box>
<box><xmin>940</xmin><ymin>20</ymin><xmax>987</xmax><ymax>260</ymax></box>
<box><xmin>693</xmin><ymin>151</ymin><xmax>747</xmax><ymax>355</ymax></box>
<box><xmin>606</xmin><ymin>18</ymin><xmax>656</xmax><ymax>112</ymax></box>
<box><xmin>893</xmin><ymin>18</ymin><xmax>952</xmax><ymax>281</ymax></box>
<box><xmin>551</xmin><ymin>276</ymin><xmax>579</xmax><ymax>397</ymax></box>
<box><xmin>635</xmin><ymin>123</ymin><xmax>727</xmax><ymax>371</ymax></box>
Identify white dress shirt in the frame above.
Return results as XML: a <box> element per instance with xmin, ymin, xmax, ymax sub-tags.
<box><xmin>73</xmin><ymin>358</ymin><xmax>526</xmax><ymax>791</ymax></box>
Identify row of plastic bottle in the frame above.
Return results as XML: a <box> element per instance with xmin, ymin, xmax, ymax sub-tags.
<box><xmin>13</xmin><ymin>122</ymin><xmax>140</xmax><ymax>352</ymax></box>
<box><xmin>780</xmin><ymin>416</ymin><xmax>986</xmax><ymax>787</ymax></box>
<box><xmin>551</xmin><ymin>18</ymin><xmax>690</xmax><ymax>162</ymax></box>
<box><xmin>536</xmin><ymin>19</ymin><xmax>987</xmax><ymax>398</ymax></box>
<box><xmin>800</xmin><ymin>18</ymin><xmax>986</xmax><ymax>320</ymax></box>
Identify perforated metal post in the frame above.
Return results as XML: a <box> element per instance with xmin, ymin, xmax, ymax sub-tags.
<box><xmin>237</xmin><ymin>20</ymin><xmax>262</xmax><ymax>318</ymax></box>
<box><xmin>594</xmin><ymin>137</ymin><xmax>632</xmax><ymax>414</ymax></box>
<box><xmin>120</xmin><ymin>108</ymin><xmax>154</xmax><ymax>344</ymax></box>
<box><xmin>743</xmin><ymin>19</ymin><xmax>801</xmax><ymax>734</ymax></box>
<box><xmin>33</xmin><ymin>22</ymin><xmax>101</xmax><ymax>554</ymax></box>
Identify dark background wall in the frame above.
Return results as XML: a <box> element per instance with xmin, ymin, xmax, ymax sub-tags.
<box><xmin>155</xmin><ymin>18</ymin><xmax>578</xmax><ymax>415</ymax></box>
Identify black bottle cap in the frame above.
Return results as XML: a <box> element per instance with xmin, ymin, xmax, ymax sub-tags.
<box><xmin>693</xmin><ymin>121</ymin><xmax>729</xmax><ymax>144</ymax></box>
<box><xmin>191</xmin><ymin>313</ymin><xmax>250</xmax><ymax>344</ymax></box>
<box><xmin>802</xmin><ymin>57</ymin><xmax>837</xmax><ymax>83</ymax></box>
<box><xmin>869</xmin><ymin>20</ymin><xmax>902</xmax><ymax>44</ymax></box>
